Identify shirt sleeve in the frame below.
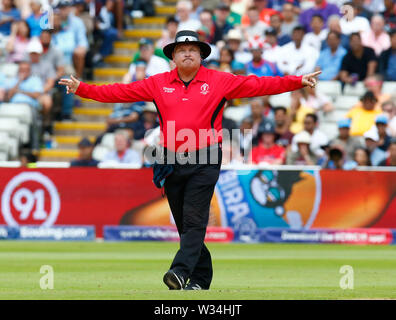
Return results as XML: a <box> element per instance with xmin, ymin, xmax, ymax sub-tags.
<box><xmin>223</xmin><ymin>73</ymin><xmax>303</xmax><ymax>100</ymax></box>
<box><xmin>75</xmin><ymin>77</ymin><xmax>155</xmax><ymax>103</ymax></box>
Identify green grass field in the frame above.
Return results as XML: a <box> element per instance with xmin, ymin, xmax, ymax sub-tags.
<box><xmin>0</xmin><ymin>241</ymin><xmax>395</xmax><ymax>300</ymax></box>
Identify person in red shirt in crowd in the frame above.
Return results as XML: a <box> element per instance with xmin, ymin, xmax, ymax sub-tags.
<box><xmin>59</xmin><ymin>30</ymin><xmax>320</xmax><ymax>291</ymax></box>
<box><xmin>251</xmin><ymin>121</ymin><xmax>286</xmax><ymax>164</ymax></box>
<box><xmin>241</xmin><ymin>0</ymin><xmax>278</xmax><ymax>27</ymax></box>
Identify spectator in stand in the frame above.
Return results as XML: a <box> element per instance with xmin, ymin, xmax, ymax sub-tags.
<box><xmin>360</xmin><ymin>74</ymin><xmax>391</xmax><ymax>109</ymax></box>
<box><xmin>156</xmin><ymin>16</ymin><xmax>179</xmax><ymax>49</ymax></box>
<box><xmin>300</xmin><ymin>85</ymin><xmax>334</xmax><ymax>113</ymax></box>
<box><xmin>261</xmin><ymin>95</ymin><xmax>275</xmax><ymax>121</ymax></box>
<box><xmin>28</xmin><ymin>38</ymin><xmax>56</xmax><ymax>135</ymax></box>
<box><xmin>268</xmin><ymin>0</ymin><xmax>299</xmax><ymax>12</ymax></box>
<box><xmin>251</xmin><ymin>122</ymin><xmax>286</xmax><ymax>164</ymax></box>
<box><xmin>224</xmin><ymin>28</ymin><xmax>252</xmax><ymax>64</ymax></box>
<box><xmin>242</xmin><ymin>6</ymin><xmax>268</xmax><ymax>39</ymax></box>
<box><xmin>286</xmin><ymin>130</ymin><xmax>318</xmax><ymax>165</ymax></box>
<box><xmin>196</xmin><ymin>26</ymin><xmax>219</xmax><ymax>62</ymax></box>
<box><xmin>239</xmin><ymin>116</ymin><xmax>253</xmax><ymax>156</ymax></box>
<box><xmin>102</xmin><ymin>130</ymin><xmax>142</xmax><ymax>165</ymax></box>
<box><xmin>346</xmin><ymin>91</ymin><xmax>382</xmax><ymax>136</ymax></box>
<box><xmin>323</xmin><ymin>15</ymin><xmax>350</xmax><ymax>50</ymax></box>
<box><xmin>381</xmin><ymin>100</ymin><xmax>396</xmax><ymax>137</ymax></box>
<box><xmin>0</xmin><ymin>0</ymin><xmax>21</xmax><ymax>36</ymax></box>
<box><xmin>213</xmin><ymin>3</ymin><xmax>233</xmax><ymax>44</ymax></box>
<box><xmin>70</xmin><ymin>137</ymin><xmax>99</xmax><ymax>167</ymax></box>
<box><xmin>374</xmin><ymin>114</ymin><xmax>392</xmax><ymax>151</ymax></box>
<box><xmin>378</xmin><ymin>138</ymin><xmax>396</xmax><ymax>166</ymax></box>
<box><xmin>279</xmin><ymin>2</ymin><xmax>299</xmax><ymax>38</ymax></box>
<box><xmin>127</xmin><ymin>102</ymin><xmax>160</xmax><ymax>140</ymax></box>
<box><xmin>26</xmin><ymin>0</ymin><xmax>44</xmax><ymax>37</ymax></box>
<box><xmin>176</xmin><ymin>0</ymin><xmax>201</xmax><ymax>32</ymax></box>
<box><xmin>246</xmin><ymin>38</ymin><xmax>283</xmax><ymax>77</ymax></box>
<box><xmin>321</xmin><ymin>144</ymin><xmax>357</xmax><ymax>169</ymax></box>
<box><xmin>220</xmin><ymin>0</ymin><xmax>242</xmax><ymax>27</ymax></box>
<box><xmin>289</xmin><ymin>89</ymin><xmax>315</xmax><ymax>134</ymax></box>
<box><xmin>273</xmin><ymin>106</ymin><xmax>294</xmax><ymax>147</ymax></box>
<box><xmin>262</xmin><ymin>27</ymin><xmax>282</xmax><ymax>63</ymax></box>
<box><xmin>40</xmin><ymin>30</ymin><xmax>65</xmax><ymax>81</ymax></box>
<box><xmin>4</xmin><ymin>60</ymin><xmax>43</xmax><ymax>109</ymax></box>
<box><xmin>249</xmin><ymin>97</ymin><xmax>267</xmax><ymax>145</ymax></box>
<box><xmin>199</xmin><ymin>9</ymin><xmax>216</xmax><ymax>44</ymax></box>
<box><xmin>218</xmin><ymin>45</ymin><xmax>234</xmax><ymax>72</ymax></box>
<box><xmin>291</xmin><ymin>113</ymin><xmax>329</xmax><ymax>158</ymax></box>
<box><xmin>55</xmin><ymin>0</ymin><xmax>88</xmax><ymax>79</ymax></box>
<box><xmin>339</xmin><ymin>32</ymin><xmax>377</xmax><ymax>83</ymax></box>
<box><xmin>241</xmin><ymin>0</ymin><xmax>278</xmax><ymax>27</ymax></box>
<box><xmin>277</xmin><ymin>26</ymin><xmax>319</xmax><ymax>76</ymax></box>
<box><xmin>315</xmin><ymin>31</ymin><xmax>347</xmax><ymax>80</ymax></box>
<box><xmin>339</xmin><ymin>2</ymin><xmax>370</xmax><ymax>35</ymax></box>
<box><xmin>353</xmin><ymin>147</ymin><xmax>372</xmax><ymax>166</ymax></box>
<box><xmin>363</xmin><ymin>129</ymin><xmax>387</xmax><ymax>165</ymax></box>
<box><xmin>383</xmin><ymin>0</ymin><xmax>396</xmax><ymax>31</ymax></box>
<box><xmin>302</xmin><ymin>14</ymin><xmax>327</xmax><ymax>52</ymax></box>
<box><xmin>268</xmin><ymin>13</ymin><xmax>291</xmax><ymax>46</ymax></box>
<box><xmin>0</xmin><ymin>71</ymin><xmax>6</xmax><ymax>101</ymax></box>
<box><xmin>379</xmin><ymin>29</ymin><xmax>396</xmax><ymax>81</ymax></box>
<box><xmin>123</xmin><ymin>39</ymin><xmax>170</xmax><ymax>83</ymax></box>
<box><xmin>93</xmin><ymin>0</ymin><xmax>119</xmax><ymax>64</ymax></box>
<box><xmin>299</xmin><ymin>0</ymin><xmax>340</xmax><ymax>32</ymax></box>
<box><xmin>330</xmin><ymin>119</ymin><xmax>363</xmax><ymax>161</ymax></box>
<box><xmin>190</xmin><ymin>0</ymin><xmax>204</xmax><ymax>21</ymax></box>
<box><xmin>6</xmin><ymin>20</ymin><xmax>30</xmax><ymax>63</ymax></box>
<box><xmin>361</xmin><ymin>14</ymin><xmax>391</xmax><ymax>57</ymax></box>
<box><xmin>73</xmin><ymin>0</ymin><xmax>95</xmax><ymax>37</ymax></box>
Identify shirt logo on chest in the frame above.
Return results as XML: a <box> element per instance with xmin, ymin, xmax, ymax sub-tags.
<box><xmin>163</xmin><ymin>87</ymin><xmax>175</xmax><ymax>93</ymax></box>
<box><xmin>200</xmin><ymin>83</ymin><xmax>210</xmax><ymax>95</ymax></box>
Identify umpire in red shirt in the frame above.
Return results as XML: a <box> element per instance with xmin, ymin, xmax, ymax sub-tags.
<box><xmin>60</xmin><ymin>30</ymin><xmax>320</xmax><ymax>291</ymax></box>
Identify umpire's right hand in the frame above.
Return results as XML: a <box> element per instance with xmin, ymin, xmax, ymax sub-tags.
<box><xmin>58</xmin><ymin>75</ymin><xmax>80</xmax><ymax>94</ymax></box>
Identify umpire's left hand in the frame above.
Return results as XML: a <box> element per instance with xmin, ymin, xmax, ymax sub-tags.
<box><xmin>58</xmin><ymin>75</ymin><xmax>80</xmax><ymax>94</ymax></box>
<box><xmin>301</xmin><ymin>70</ymin><xmax>321</xmax><ymax>88</ymax></box>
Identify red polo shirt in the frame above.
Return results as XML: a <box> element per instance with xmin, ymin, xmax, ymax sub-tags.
<box><xmin>76</xmin><ymin>65</ymin><xmax>303</xmax><ymax>151</ymax></box>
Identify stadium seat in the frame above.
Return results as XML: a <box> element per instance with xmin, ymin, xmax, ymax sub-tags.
<box><xmin>333</xmin><ymin>96</ymin><xmax>359</xmax><ymax>110</ymax></box>
<box><xmin>316</xmin><ymin>81</ymin><xmax>341</xmax><ymax>98</ymax></box>
<box><xmin>382</xmin><ymin>82</ymin><xmax>396</xmax><ymax>97</ymax></box>
<box><xmin>0</xmin><ymin>62</ymin><xmax>18</xmax><ymax>78</ymax></box>
<box><xmin>0</xmin><ymin>131</ymin><xmax>18</xmax><ymax>159</ymax></box>
<box><xmin>223</xmin><ymin>105</ymin><xmax>250</xmax><ymax>124</ymax></box>
<box><xmin>92</xmin><ymin>145</ymin><xmax>110</xmax><ymax>161</ymax></box>
<box><xmin>343</xmin><ymin>82</ymin><xmax>366</xmax><ymax>97</ymax></box>
<box><xmin>0</xmin><ymin>103</ymin><xmax>33</xmax><ymax>124</ymax></box>
<box><xmin>269</xmin><ymin>92</ymin><xmax>291</xmax><ymax>108</ymax></box>
<box><xmin>319</xmin><ymin>122</ymin><xmax>339</xmax><ymax>140</ymax></box>
<box><xmin>321</xmin><ymin>110</ymin><xmax>350</xmax><ymax>123</ymax></box>
<box><xmin>101</xmin><ymin>133</ymin><xmax>115</xmax><ymax>150</ymax></box>
<box><xmin>0</xmin><ymin>150</ymin><xmax>7</xmax><ymax>161</ymax></box>
<box><xmin>0</xmin><ymin>132</ymin><xmax>9</xmax><ymax>160</ymax></box>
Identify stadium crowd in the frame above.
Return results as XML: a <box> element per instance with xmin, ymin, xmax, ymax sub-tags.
<box><xmin>0</xmin><ymin>0</ymin><xmax>396</xmax><ymax>168</ymax></box>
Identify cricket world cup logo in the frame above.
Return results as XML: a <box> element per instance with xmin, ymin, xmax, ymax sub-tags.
<box><xmin>200</xmin><ymin>83</ymin><xmax>210</xmax><ymax>95</ymax></box>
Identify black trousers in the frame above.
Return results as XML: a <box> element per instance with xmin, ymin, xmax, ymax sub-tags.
<box><xmin>164</xmin><ymin>144</ymin><xmax>222</xmax><ymax>289</ymax></box>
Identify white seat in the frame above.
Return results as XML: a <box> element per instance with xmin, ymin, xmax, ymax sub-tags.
<box><xmin>0</xmin><ymin>103</ymin><xmax>33</xmax><ymax>124</ymax></box>
<box><xmin>382</xmin><ymin>81</ymin><xmax>396</xmax><ymax>96</ymax></box>
<box><xmin>0</xmin><ymin>118</ymin><xmax>23</xmax><ymax>141</ymax></box>
<box><xmin>223</xmin><ymin>105</ymin><xmax>250</xmax><ymax>124</ymax></box>
<box><xmin>0</xmin><ymin>62</ymin><xmax>18</xmax><ymax>78</ymax></box>
<box><xmin>101</xmin><ymin>133</ymin><xmax>115</xmax><ymax>150</ymax></box>
<box><xmin>316</xmin><ymin>81</ymin><xmax>341</xmax><ymax>97</ymax></box>
<box><xmin>269</xmin><ymin>92</ymin><xmax>291</xmax><ymax>108</ymax></box>
<box><xmin>92</xmin><ymin>145</ymin><xmax>110</xmax><ymax>161</ymax></box>
<box><xmin>319</xmin><ymin>122</ymin><xmax>339</xmax><ymax>140</ymax></box>
<box><xmin>0</xmin><ymin>151</ymin><xmax>7</xmax><ymax>161</ymax></box>
<box><xmin>321</xmin><ymin>110</ymin><xmax>350</xmax><ymax>123</ymax></box>
<box><xmin>333</xmin><ymin>95</ymin><xmax>359</xmax><ymax>110</ymax></box>
<box><xmin>343</xmin><ymin>82</ymin><xmax>366</xmax><ymax>96</ymax></box>
<box><xmin>0</xmin><ymin>131</ymin><xmax>18</xmax><ymax>159</ymax></box>
<box><xmin>0</xmin><ymin>132</ymin><xmax>9</xmax><ymax>154</ymax></box>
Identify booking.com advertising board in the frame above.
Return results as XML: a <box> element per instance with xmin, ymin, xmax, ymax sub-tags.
<box><xmin>0</xmin><ymin>168</ymin><xmax>395</xmax><ymax>244</ymax></box>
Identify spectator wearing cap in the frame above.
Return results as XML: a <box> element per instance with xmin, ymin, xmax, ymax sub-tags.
<box><xmin>6</xmin><ymin>20</ymin><xmax>30</xmax><ymax>63</ymax></box>
<box><xmin>378</xmin><ymin>138</ymin><xmax>396</xmax><ymax>166</ymax></box>
<box><xmin>251</xmin><ymin>121</ymin><xmax>286</xmax><ymax>164</ymax></box>
<box><xmin>346</xmin><ymin>91</ymin><xmax>382</xmax><ymax>136</ymax></box>
<box><xmin>224</xmin><ymin>28</ymin><xmax>252</xmax><ymax>64</ymax></box>
<box><xmin>28</xmin><ymin>37</ymin><xmax>57</xmax><ymax>134</ymax></box>
<box><xmin>315</xmin><ymin>30</ymin><xmax>347</xmax><ymax>80</ymax></box>
<box><xmin>379</xmin><ymin>29</ymin><xmax>396</xmax><ymax>81</ymax></box>
<box><xmin>156</xmin><ymin>16</ymin><xmax>179</xmax><ymax>49</ymax></box>
<box><xmin>279</xmin><ymin>2</ymin><xmax>299</xmax><ymax>38</ymax></box>
<box><xmin>0</xmin><ymin>0</ymin><xmax>21</xmax><ymax>36</ymax></box>
<box><xmin>339</xmin><ymin>32</ymin><xmax>377</xmax><ymax>83</ymax></box>
<box><xmin>213</xmin><ymin>3</ymin><xmax>233</xmax><ymax>44</ymax></box>
<box><xmin>242</xmin><ymin>6</ymin><xmax>268</xmax><ymax>39</ymax></box>
<box><xmin>277</xmin><ymin>26</ymin><xmax>319</xmax><ymax>76</ymax></box>
<box><xmin>286</xmin><ymin>130</ymin><xmax>317</xmax><ymax>165</ymax></box>
<box><xmin>241</xmin><ymin>0</ymin><xmax>278</xmax><ymax>28</ymax></box>
<box><xmin>330</xmin><ymin>119</ymin><xmax>363</xmax><ymax>161</ymax></box>
<box><xmin>70</xmin><ymin>138</ymin><xmax>99</xmax><ymax>167</ymax></box>
<box><xmin>123</xmin><ymin>39</ymin><xmax>170</xmax><ymax>83</ymax></box>
<box><xmin>268</xmin><ymin>13</ymin><xmax>291</xmax><ymax>46</ymax></box>
<box><xmin>52</xmin><ymin>0</ymin><xmax>88</xmax><ymax>79</ymax></box>
<box><xmin>127</xmin><ymin>102</ymin><xmax>160</xmax><ymax>140</ymax></box>
<box><xmin>361</xmin><ymin>15</ymin><xmax>390</xmax><ymax>57</ymax></box>
<box><xmin>273</xmin><ymin>106</ymin><xmax>294</xmax><ymax>147</ymax></box>
<box><xmin>353</xmin><ymin>147</ymin><xmax>372</xmax><ymax>166</ymax></box>
<box><xmin>299</xmin><ymin>0</ymin><xmax>340</xmax><ymax>33</ymax></box>
<box><xmin>363</xmin><ymin>129</ymin><xmax>387</xmax><ymax>166</ymax></box>
<box><xmin>26</xmin><ymin>0</ymin><xmax>45</xmax><ymax>37</ymax></box>
<box><xmin>246</xmin><ymin>38</ymin><xmax>283</xmax><ymax>77</ymax></box>
<box><xmin>176</xmin><ymin>0</ymin><xmax>201</xmax><ymax>32</ymax></box>
<box><xmin>302</xmin><ymin>14</ymin><xmax>327</xmax><ymax>52</ymax></box>
<box><xmin>374</xmin><ymin>115</ymin><xmax>392</xmax><ymax>152</ymax></box>
<box><xmin>291</xmin><ymin>113</ymin><xmax>328</xmax><ymax>158</ymax></box>
<box><xmin>102</xmin><ymin>130</ymin><xmax>142</xmax><ymax>165</ymax></box>
<box><xmin>261</xmin><ymin>27</ymin><xmax>283</xmax><ymax>63</ymax></box>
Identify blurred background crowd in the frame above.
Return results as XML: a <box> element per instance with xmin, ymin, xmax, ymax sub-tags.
<box><xmin>0</xmin><ymin>0</ymin><xmax>396</xmax><ymax>169</ymax></box>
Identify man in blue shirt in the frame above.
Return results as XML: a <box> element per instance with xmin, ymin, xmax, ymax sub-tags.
<box><xmin>316</xmin><ymin>31</ymin><xmax>347</xmax><ymax>80</ymax></box>
<box><xmin>246</xmin><ymin>41</ymin><xmax>283</xmax><ymax>77</ymax></box>
<box><xmin>0</xmin><ymin>0</ymin><xmax>20</xmax><ymax>36</ymax></box>
<box><xmin>379</xmin><ymin>29</ymin><xmax>396</xmax><ymax>81</ymax></box>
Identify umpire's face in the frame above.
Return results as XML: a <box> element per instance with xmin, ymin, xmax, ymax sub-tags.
<box><xmin>172</xmin><ymin>43</ymin><xmax>202</xmax><ymax>71</ymax></box>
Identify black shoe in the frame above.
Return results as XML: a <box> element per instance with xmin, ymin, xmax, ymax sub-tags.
<box><xmin>163</xmin><ymin>270</ymin><xmax>185</xmax><ymax>290</ymax></box>
<box><xmin>184</xmin><ymin>282</ymin><xmax>205</xmax><ymax>290</ymax></box>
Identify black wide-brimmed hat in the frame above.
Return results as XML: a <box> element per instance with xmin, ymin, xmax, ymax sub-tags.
<box><xmin>163</xmin><ymin>30</ymin><xmax>211</xmax><ymax>60</ymax></box>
